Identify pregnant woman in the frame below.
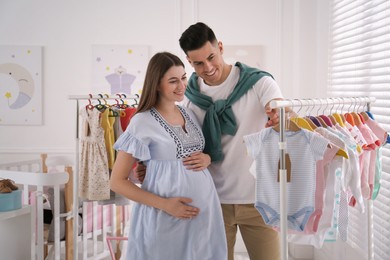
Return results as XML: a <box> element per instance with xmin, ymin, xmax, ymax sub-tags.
<box><xmin>110</xmin><ymin>52</ymin><xmax>227</xmax><ymax>260</ymax></box>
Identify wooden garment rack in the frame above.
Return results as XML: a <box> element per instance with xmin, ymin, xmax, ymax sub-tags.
<box><xmin>269</xmin><ymin>96</ymin><xmax>376</xmax><ymax>260</ymax></box>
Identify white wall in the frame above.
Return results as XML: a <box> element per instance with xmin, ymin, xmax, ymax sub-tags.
<box><xmin>0</xmin><ymin>0</ymin><xmax>329</xmax><ymax>161</ymax></box>
<box><xmin>0</xmin><ymin>0</ymin><xmax>183</xmax><ymax>160</ymax></box>
<box><xmin>281</xmin><ymin>0</ymin><xmax>330</xmax><ymax>99</ymax></box>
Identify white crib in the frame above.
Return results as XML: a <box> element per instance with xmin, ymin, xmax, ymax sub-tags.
<box><xmin>0</xmin><ymin>169</ymin><xmax>68</xmax><ymax>260</ymax></box>
<box><xmin>0</xmin><ymin>154</ymin><xmax>131</xmax><ymax>260</ymax></box>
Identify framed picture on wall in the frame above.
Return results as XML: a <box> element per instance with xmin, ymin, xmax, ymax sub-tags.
<box><xmin>0</xmin><ymin>45</ymin><xmax>43</xmax><ymax>125</ymax></box>
<box><xmin>91</xmin><ymin>45</ymin><xmax>149</xmax><ymax>97</ymax></box>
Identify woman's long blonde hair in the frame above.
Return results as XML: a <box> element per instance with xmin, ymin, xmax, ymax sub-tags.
<box><xmin>136</xmin><ymin>52</ymin><xmax>185</xmax><ymax>114</ymax></box>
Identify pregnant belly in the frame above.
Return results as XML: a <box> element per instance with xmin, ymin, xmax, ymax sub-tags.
<box><xmin>141</xmin><ymin>160</ymin><xmax>216</xmax><ymax>208</ymax></box>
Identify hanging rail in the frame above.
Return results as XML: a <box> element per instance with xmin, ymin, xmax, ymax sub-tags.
<box><xmin>68</xmin><ymin>94</ymin><xmax>139</xmax><ymax>100</ymax></box>
<box><xmin>269</xmin><ymin>96</ymin><xmax>375</xmax><ymax>111</ymax></box>
<box><xmin>269</xmin><ymin>96</ymin><xmax>376</xmax><ymax>260</ymax></box>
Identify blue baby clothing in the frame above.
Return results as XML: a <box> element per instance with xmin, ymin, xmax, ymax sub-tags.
<box><xmin>244</xmin><ymin>127</ymin><xmax>329</xmax><ymax>231</ymax></box>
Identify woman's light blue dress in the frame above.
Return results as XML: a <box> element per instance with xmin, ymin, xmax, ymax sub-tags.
<box><xmin>114</xmin><ymin>106</ymin><xmax>227</xmax><ymax>260</ymax></box>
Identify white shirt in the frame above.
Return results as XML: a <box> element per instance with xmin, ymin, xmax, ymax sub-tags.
<box><xmin>183</xmin><ymin>64</ymin><xmax>283</xmax><ymax>203</ymax></box>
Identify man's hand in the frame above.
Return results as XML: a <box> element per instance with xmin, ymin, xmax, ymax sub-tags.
<box><xmin>265</xmin><ymin>99</ymin><xmax>295</xmax><ymax>127</ymax></box>
<box><xmin>265</xmin><ymin>99</ymin><xmax>281</xmax><ymax>127</ymax></box>
<box><xmin>134</xmin><ymin>162</ymin><xmax>146</xmax><ymax>183</ymax></box>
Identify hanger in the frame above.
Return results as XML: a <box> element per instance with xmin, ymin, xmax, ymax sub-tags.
<box><xmin>360</xmin><ymin>111</ymin><xmax>371</xmax><ymax>121</ymax></box>
<box><xmin>315</xmin><ymin>98</ymin><xmax>333</xmax><ymax>127</ymax></box>
<box><xmin>329</xmin><ymin>98</ymin><xmax>343</xmax><ymax>127</ymax></box>
<box><xmin>330</xmin><ymin>97</ymin><xmax>345</xmax><ymax>126</ymax></box>
<box><xmin>118</xmin><ymin>94</ymin><xmax>130</xmax><ymax>109</ymax></box>
<box><xmin>288</xmin><ymin>99</ymin><xmax>314</xmax><ymax>131</ymax></box>
<box><xmin>305</xmin><ymin>116</ymin><xmax>318</xmax><ymax>129</ymax></box>
<box><xmin>131</xmin><ymin>94</ymin><xmax>139</xmax><ymax>108</ymax></box>
<box><xmin>318</xmin><ymin>115</ymin><xmax>333</xmax><ymax>127</ymax></box>
<box><xmin>358</xmin><ymin>113</ymin><xmax>366</xmax><ymax>124</ymax></box>
<box><xmin>344</xmin><ymin>112</ymin><xmax>355</xmax><ymax>126</ymax></box>
<box><xmin>272</xmin><ymin>118</ymin><xmax>302</xmax><ymax>132</ymax></box>
<box><xmin>327</xmin><ymin>98</ymin><xmax>338</xmax><ymax>125</ymax></box>
<box><xmin>303</xmin><ymin>99</ymin><xmax>320</xmax><ymax>129</ymax></box>
<box><xmin>108</xmin><ymin>107</ymin><xmax>119</xmax><ymax>117</ymax></box>
<box><xmin>111</xmin><ymin>99</ymin><xmax>127</xmax><ymax>117</ymax></box>
<box><xmin>112</xmin><ymin>97</ymin><xmax>126</xmax><ymax>110</ymax></box>
<box><xmin>291</xmin><ymin>117</ymin><xmax>314</xmax><ymax>131</ymax></box>
<box><xmin>350</xmin><ymin>98</ymin><xmax>362</xmax><ymax>126</ymax></box>
<box><xmin>101</xmin><ymin>94</ymin><xmax>110</xmax><ymax>108</ymax></box>
<box><xmin>86</xmin><ymin>94</ymin><xmax>94</xmax><ymax>110</ymax></box>
<box><xmin>307</xmin><ymin>101</ymin><xmax>323</xmax><ymax>128</ymax></box>
<box><xmin>342</xmin><ymin>99</ymin><xmax>365</xmax><ymax>152</ymax></box>
<box><xmin>344</xmin><ymin>98</ymin><xmax>361</xmax><ymax>126</ymax></box>
<box><xmin>332</xmin><ymin>113</ymin><xmax>345</xmax><ymax>126</ymax></box>
<box><xmin>272</xmin><ymin>102</ymin><xmax>301</xmax><ymax>132</ymax></box>
<box><xmin>112</xmin><ymin>98</ymin><xmax>121</xmax><ymax>108</ymax></box>
<box><xmin>99</xmin><ymin>94</ymin><xmax>118</xmax><ymax>117</ymax></box>
<box><xmin>312</xmin><ymin>98</ymin><xmax>330</xmax><ymax>127</ymax></box>
<box><xmin>309</xmin><ymin>116</ymin><xmax>322</xmax><ymax>127</ymax></box>
<box><xmin>356</xmin><ymin>99</ymin><xmax>367</xmax><ymax>124</ymax></box>
<box><xmin>333</xmin><ymin>143</ymin><xmax>349</xmax><ymax>159</ymax></box>
<box><xmin>329</xmin><ymin>115</ymin><xmax>337</xmax><ymax>125</ymax></box>
<box><xmin>94</xmin><ymin>94</ymin><xmax>106</xmax><ymax>111</ymax></box>
<box><xmin>345</xmin><ymin>108</ymin><xmax>362</xmax><ymax>127</ymax></box>
<box><xmin>316</xmin><ymin>116</ymin><xmax>328</xmax><ymax>127</ymax></box>
<box><xmin>365</xmin><ymin>111</ymin><xmax>375</xmax><ymax>120</ymax></box>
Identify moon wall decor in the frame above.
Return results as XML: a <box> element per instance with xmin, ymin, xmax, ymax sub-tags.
<box><xmin>0</xmin><ymin>45</ymin><xmax>42</xmax><ymax>125</ymax></box>
<box><xmin>0</xmin><ymin>63</ymin><xmax>35</xmax><ymax>109</ymax></box>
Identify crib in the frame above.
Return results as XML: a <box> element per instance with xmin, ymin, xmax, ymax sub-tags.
<box><xmin>0</xmin><ymin>154</ymin><xmax>131</xmax><ymax>260</ymax></box>
<box><xmin>0</xmin><ymin>162</ymin><xmax>68</xmax><ymax>259</ymax></box>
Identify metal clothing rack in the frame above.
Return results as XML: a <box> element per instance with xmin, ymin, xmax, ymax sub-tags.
<box><xmin>269</xmin><ymin>96</ymin><xmax>376</xmax><ymax>260</ymax></box>
<box><xmin>68</xmin><ymin>94</ymin><xmax>139</xmax><ymax>260</ymax></box>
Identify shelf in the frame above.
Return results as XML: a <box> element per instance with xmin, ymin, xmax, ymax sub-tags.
<box><xmin>0</xmin><ymin>205</ymin><xmax>31</xmax><ymax>221</ymax></box>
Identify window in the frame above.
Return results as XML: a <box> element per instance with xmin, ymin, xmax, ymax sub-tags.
<box><xmin>327</xmin><ymin>0</ymin><xmax>390</xmax><ymax>259</ymax></box>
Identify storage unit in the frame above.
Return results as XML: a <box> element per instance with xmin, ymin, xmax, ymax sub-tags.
<box><xmin>0</xmin><ymin>206</ymin><xmax>32</xmax><ymax>260</ymax></box>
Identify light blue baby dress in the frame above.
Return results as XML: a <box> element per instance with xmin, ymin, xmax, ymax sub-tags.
<box><xmin>114</xmin><ymin>105</ymin><xmax>227</xmax><ymax>260</ymax></box>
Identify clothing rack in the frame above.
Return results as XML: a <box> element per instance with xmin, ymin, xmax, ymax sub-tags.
<box><xmin>269</xmin><ymin>96</ymin><xmax>376</xmax><ymax>260</ymax></box>
<box><xmin>68</xmin><ymin>94</ymin><xmax>139</xmax><ymax>260</ymax></box>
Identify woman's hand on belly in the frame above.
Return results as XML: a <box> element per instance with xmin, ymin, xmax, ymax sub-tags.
<box><xmin>182</xmin><ymin>152</ymin><xmax>211</xmax><ymax>171</ymax></box>
<box><xmin>161</xmin><ymin>197</ymin><xmax>200</xmax><ymax>219</ymax></box>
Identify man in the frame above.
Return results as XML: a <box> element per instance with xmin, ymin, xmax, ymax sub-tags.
<box><xmin>179</xmin><ymin>22</ymin><xmax>282</xmax><ymax>260</ymax></box>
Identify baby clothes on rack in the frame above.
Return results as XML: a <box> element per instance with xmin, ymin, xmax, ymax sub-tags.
<box><xmin>79</xmin><ymin>107</ymin><xmax>110</xmax><ymax>201</ymax></box>
<box><xmin>101</xmin><ymin>108</ymin><xmax>116</xmax><ymax>170</ymax></box>
<box><xmin>84</xmin><ymin>98</ymin><xmax>140</xmax><ymax>207</ymax></box>
<box><xmin>363</xmin><ymin>114</ymin><xmax>389</xmax><ymax>199</ymax></box>
<box><xmin>288</xmin><ymin>128</ymin><xmax>347</xmax><ymax>247</ymax></box>
<box><xmin>282</xmin><ymin>109</ymin><xmax>386</xmax><ymax>249</ymax></box>
<box><xmin>244</xmin><ymin>127</ymin><xmax>329</xmax><ymax>232</ymax></box>
<box><xmin>263</xmin><ymin>97</ymin><xmax>388</xmax><ymax>260</ymax></box>
<box><xmin>110</xmin><ymin>106</ymin><xmax>138</xmax><ymax>205</ymax></box>
<box><xmin>120</xmin><ymin>107</ymin><xmax>137</xmax><ymax>132</ymax></box>
<box><xmin>112</xmin><ymin>107</ymin><xmax>137</xmax><ymax>140</ymax></box>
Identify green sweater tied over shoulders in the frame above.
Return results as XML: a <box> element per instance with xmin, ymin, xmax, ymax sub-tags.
<box><xmin>185</xmin><ymin>62</ymin><xmax>273</xmax><ymax>162</ymax></box>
